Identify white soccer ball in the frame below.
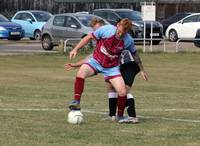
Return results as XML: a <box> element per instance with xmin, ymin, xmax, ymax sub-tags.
<box><xmin>68</xmin><ymin>110</ymin><xmax>83</xmax><ymax>124</ymax></box>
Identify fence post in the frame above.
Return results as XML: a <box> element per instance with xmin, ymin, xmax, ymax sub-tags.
<box><xmin>163</xmin><ymin>39</ymin><xmax>166</xmax><ymax>52</ymax></box>
<box><xmin>176</xmin><ymin>39</ymin><xmax>180</xmax><ymax>52</ymax></box>
<box><xmin>143</xmin><ymin>21</ymin><xmax>146</xmax><ymax>52</ymax></box>
<box><xmin>59</xmin><ymin>40</ymin><xmax>64</xmax><ymax>54</ymax></box>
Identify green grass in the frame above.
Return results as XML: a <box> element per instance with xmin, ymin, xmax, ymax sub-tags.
<box><xmin>0</xmin><ymin>53</ymin><xmax>200</xmax><ymax>146</ymax></box>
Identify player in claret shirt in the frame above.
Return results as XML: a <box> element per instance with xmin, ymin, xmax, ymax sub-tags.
<box><xmin>68</xmin><ymin>18</ymin><xmax>148</xmax><ymax>122</ymax></box>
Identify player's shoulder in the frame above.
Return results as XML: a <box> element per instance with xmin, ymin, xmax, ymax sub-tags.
<box><xmin>98</xmin><ymin>24</ymin><xmax>116</xmax><ymax>32</ymax></box>
<box><xmin>123</xmin><ymin>33</ymin><xmax>134</xmax><ymax>47</ymax></box>
<box><xmin>102</xmin><ymin>24</ymin><xmax>116</xmax><ymax>29</ymax></box>
<box><xmin>124</xmin><ymin>33</ymin><xmax>133</xmax><ymax>42</ymax></box>
<box><xmin>96</xmin><ymin>25</ymin><xmax>116</xmax><ymax>38</ymax></box>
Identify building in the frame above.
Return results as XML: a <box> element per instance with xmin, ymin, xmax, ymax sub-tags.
<box><xmin>156</xmin><ymin>0</ymin><xmax>200</xmax><ymax>20</ymax></box>
<box><xmin>1</xmin><ymin>0</ymin><xmax>200</xmax><ymax>20</ymax></box>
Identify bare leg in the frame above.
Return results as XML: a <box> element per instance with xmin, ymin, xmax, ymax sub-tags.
<box><xmin>109</xmin><ymin>77</ymin><xmax>126</xmax><ymax>117</ymax></box>
<box><xmin>69</xmin><ymin>64</ymin><xmax>95</xmax><ymax>110</ymax></box>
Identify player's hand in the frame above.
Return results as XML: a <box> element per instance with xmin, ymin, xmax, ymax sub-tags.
<box><xmin>140</xmin><ymin>70</ymin><xmax>148</xmax><ymax>81</ymax></box>
<box><xmin>69</xmin><ymin>49</ymin><xmax>77</xmax><ymax>60</ymax></box>
<box><xmin>64</xmin><ymin>63</ymin><xmax>77</xmax><ymax>71</ymax></box>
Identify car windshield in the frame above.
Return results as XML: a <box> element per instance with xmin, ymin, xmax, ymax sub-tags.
<box><xmin>0</xmin><ymin>15</ymin><xmax>9</xmax><ymax>22</ymax></box>
<box><xmin>76</xmin><ymin>15</ymin><xmax>101</xmax><ymax>27</ymax></box>
<box><xmin>168</xmin><ymin>13</ymin><xmax>190</xmax><ymax>21</ymax></box>
<box><xmin>116</xmin><ymin>11</ymin><xmax>142</xmax><ymax>21</ymax></box>
<box><xmin>32</xmin><ymin>12</ymin><xmax>51</xmax><ymax>22</ymax></box>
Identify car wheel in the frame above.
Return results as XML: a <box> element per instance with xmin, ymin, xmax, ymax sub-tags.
<box><xmin>8</xmin><ymin>38</ymin><xmax>21</xmax><ymax>41</ymax></box>
<box><xmin>41</xmin><ymin>35</ymin><xmax>53</xmax><ymax>50</ymax></box>
<box><xmin>194</xmin><ymin>41</ymin><xmax>200</xmax><ymax>48</ymax></box>
<box><xmin>194</xmin><ymin>39</ymin><xmax>200</xmax><ymax>48</ymax></box>
<box><xmin>30</xmin><ymin>37</ymin><xmax>35</xmax><ymax>40</ymax></box>
<box><xmin>169</xmin><ymin>29</ymin><xmax>178</xmax><ymax>42</ymax></box>
<box><xmin>34</xmin><ymin>30</ymin><xmax>41</xmax><ymax>40</ymax></box>
<box><xmin>194</xmin><ymin>29</ymin><xmax>200</xmax><ymax>48</ymax></box>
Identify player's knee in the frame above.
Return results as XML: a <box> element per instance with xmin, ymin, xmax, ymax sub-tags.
<box><xmin>76</xmin><ymin>71</ymin><xmax>86</xmax><ymax>78</ymax></box>
<box><xmin>76</xmin><ymin>65</ymin><xmax>90</xmax><ymax>78</ymax></box>
<box><xmin>118</xmin><ymin>89</ymin><xmax>126</xmax><ymax>97</ymax></box>
<box><xmin>76</xmin><ymin>73</ymin><xmax>90</xmax><ymax>79</ymax></box>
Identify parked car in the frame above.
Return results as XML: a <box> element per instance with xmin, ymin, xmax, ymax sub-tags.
<box><xmin>90</xmin><ymin>9</ymin><xmax>163</xmax><ymax>45</ymax></box>
<box><xmin>194</xmin><ymin>28</ymin><xmax>200</xmax><ymax>48</ymax></box>
<box><xmin>76</xmin><ymin>11</ymin><xmax>89</xmax><ymax>14</ymax></box>
<box><xmin>165</xmin><ymin>13</ymin><xmax>200</xmax><ymax>42</ymax></box>
<box><xmin>41</xmin><ymin>13</ymin><xmax>108</xmax><ymax>50</ymax></box>
<box><xmin>0</xmin><ymin>14</ymin><xmax>24</xmax><ymax>40</ymax></box>
<box><xmin>11</xmin><ymin>10</ymin><xmax>52</xmax><ymax>40</ymax></box>
<box><xmin>161</xmin><ymin>12</ymin><xmax>191</xmax><ymax>34</ymax></box>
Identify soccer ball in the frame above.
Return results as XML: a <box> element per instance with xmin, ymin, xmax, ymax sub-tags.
<box><xmin>68</xmin><ymin>110</ymin><xmax>83</xmax><ymax>124</ymax></box>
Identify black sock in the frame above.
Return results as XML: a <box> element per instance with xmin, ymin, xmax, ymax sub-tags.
<box><xmin>126</xmin><ymin>98</ymin><xmax>136</xmax><ymax>117</ymax></box>
<box><xmin>109</xmin><ymin>98</ymin><xmax>117</xmax><ymax>117</ymax></box>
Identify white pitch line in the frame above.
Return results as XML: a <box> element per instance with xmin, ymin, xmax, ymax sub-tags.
<box><xmin>0</xmin><ymin>108</ymin><xmax>64</xmax><ymax>111</ymax></box>
<box><xmin>3</xmin><ymin>50</ymin><xmax>58</xmax><ymax>53</ymax></box>
<box><xmin>138</xmin><ymin>115</ymin><xmax>200</xmax><ymax>123</ymax></box>
<box><xmin>137</xmin><ymin>108</ymin><xmax>200</xmax><ymax>112</ymax></box>
<box><xmin>0</xmin><ymin>108</ymin><xmax>199</xmax><ymax>112</ymax></box>
<box><xmin>82</xmin><ymin>109</ymin><xmax>200</xmax><ymax>123</ymax></box>
<box><xmin>0</xmin><ymin>108</ymin><xmax>200</xmax><ymax>123</ymax></box>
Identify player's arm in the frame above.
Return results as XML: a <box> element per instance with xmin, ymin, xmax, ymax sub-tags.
<box><xmin>69</xmin><ymin>25</ymin><xmax>106</xmax><ymax>60</ymax></box>
<box><xmin>132</xmin><ymin>51</ymin><xmax>148</xmax><ymax>81</ymax></box>
<box><xmin>69</xmin><ymin>34</ymin><xmax>94</xmax><ymax>60</ymax></box>
<box><xmin>132</xmin><ymin>51</ymin><xmax>144</xmax><ymax>70</ymax></box>
<box><xmin>125</xmin><ymin>36</ymin><xmax>148</xmax><ymax>81</ymax></box>
<box><xmin>65</xmin><ymin>55</ymin><xmax>92</xmax><ymax>70</ymax></box>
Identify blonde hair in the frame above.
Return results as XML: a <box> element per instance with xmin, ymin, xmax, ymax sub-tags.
<box><xmin>90</xmin><ymin>17</ymin><xmax>105</xmax><ymax>27</ymax></box>
<box><xmin>118</xmin><ymin>18</ymin><xmax>133</xmax><ymax>31</ymax></box>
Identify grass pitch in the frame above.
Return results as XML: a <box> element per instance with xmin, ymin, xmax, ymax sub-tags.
<box><xmin>0</xmin><ymin>53</ymin><xmax>200</xmax><ymax>146</ymax></box>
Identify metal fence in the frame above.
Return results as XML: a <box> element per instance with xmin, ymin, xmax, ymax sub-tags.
<box><xmin>176</xmin><ymin>38</ymin><xmax>200</xmax><ymax>52</ymax></box>
<box><xmin>63</xmin><ymin>37</ymin><xmax>200</xmax><ymax>53</ymax></box>
<box><xmin>63</xmin><ymin>37</ymin><xmax>167</xmax><ymax>53</ymax></box>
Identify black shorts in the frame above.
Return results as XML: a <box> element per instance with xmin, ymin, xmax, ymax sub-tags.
<box><xmin>120</xmin><ymin>62</ymin><xmax>140</xmax><ymax>87</ymax></box>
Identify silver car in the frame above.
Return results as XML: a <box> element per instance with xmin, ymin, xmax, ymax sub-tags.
<box><xmin>41</xmin><ymin>13</ymin><xmax>108</xmax><ymax>50</ymax></box>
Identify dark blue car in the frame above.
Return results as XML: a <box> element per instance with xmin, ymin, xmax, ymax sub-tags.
<box><xmin>0</xmin><ymin>14</ymin><xmax>24</xmax><ymax>40</ymax></box>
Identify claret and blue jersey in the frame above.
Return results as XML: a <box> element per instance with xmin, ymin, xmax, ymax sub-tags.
<box><xmin>91</xmin><ymin>25</ymin><xmax>136</xmax><ymax>68</ymax></box>
<box><xmin>85</xmin><ymin>24</ymin><xmax>137</xmax><ymax>80</ymax></box>
<box><xmin>92</xmin><ymin>25</ymin><xmax>136</xmax><ymax>53</ymax></box>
